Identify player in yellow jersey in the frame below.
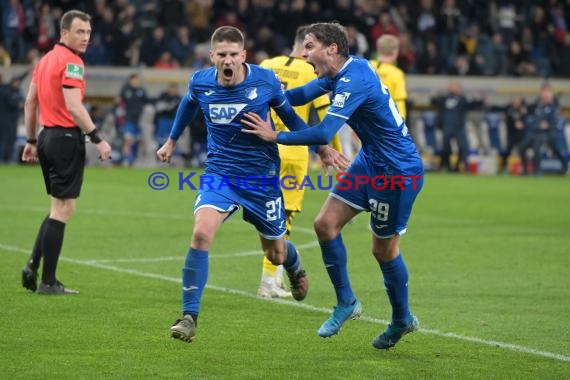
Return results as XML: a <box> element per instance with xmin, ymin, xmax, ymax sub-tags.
<box><xmin>257</xmin><ymin>25</ymin><xmax>334</xmax><ymax>298</ymax></box>
<box><xmin>369</xmin><ymin>34</ymin><xmax>407</xmax><ymax>119</ymax></box>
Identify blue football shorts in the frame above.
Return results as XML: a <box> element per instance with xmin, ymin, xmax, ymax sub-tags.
<box><xmin>123</xmin><ymin>121</ymin><xmax>141</xmax><ymax>138</ymax></box>
<box><xmin>193</xmin><ymin>174</ymin><xmax>287</xmax><ymax>240</ymax></box>
<box><xmin>330</xmin><ymin>153</ymin><xmax>424</xmax><ymax>239</ymax></box>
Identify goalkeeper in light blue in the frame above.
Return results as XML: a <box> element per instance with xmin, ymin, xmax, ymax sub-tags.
<box><xmin>242</xmin><ymin>22</ymin><xmax>424</xmax><ymax>350</ymax></box>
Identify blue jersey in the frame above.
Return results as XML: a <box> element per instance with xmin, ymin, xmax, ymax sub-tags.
<box><xmin>170</xmin><ymin>64</ymin><xmax>307</xmax><ymax>180</ymax></box>
<box><xmin>279</xmin><ymin>56</ymin><xmax>423</xmax><ymax>176</ymax></box>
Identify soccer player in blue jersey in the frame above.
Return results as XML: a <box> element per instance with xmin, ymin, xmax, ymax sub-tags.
<box><xmin>157</xmin><ymin>26</ymin><xmax>346</xmax><ymax>343</ymax></box>
<box><xmin>242</xmin><ymin>22</ymin><xmax>424</xmax><ymax>350</ymax></box>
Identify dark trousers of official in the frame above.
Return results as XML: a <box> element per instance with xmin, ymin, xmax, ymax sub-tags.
<box><xmin>529</xmin><ymin>131</ymin><xmax>568</xmax><ymax>174</ymax></box>
<box><xmin>500</xmin><ymin>132</ymin><xmax>526</xmax><ymax>172</ymax></box>
<box><xmin>441</xmin><ymin>129</ymin><xmax>469</xmax><ymax>172</ymax></box>
<box><xmin>0</xmin><ymin>122</ymin><xmax>18</xmax><ymax>162</ymax></box>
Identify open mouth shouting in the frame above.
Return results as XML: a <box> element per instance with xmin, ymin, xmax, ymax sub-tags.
<box><xmin>222</xmin><ymin>67</ymin><xmax>234</xmax><ymax>81</ymax></box>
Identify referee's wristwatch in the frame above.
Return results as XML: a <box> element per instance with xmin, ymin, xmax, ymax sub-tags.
<box><xmin>26</xmin><ymin>138</ymin><xmax>37</xmax><ymax>144</ymax></box>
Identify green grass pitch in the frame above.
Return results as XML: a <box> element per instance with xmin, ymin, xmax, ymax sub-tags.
<box><xmin>0</xmin><ymin>165</ymin><xmax>568</xmax><ymax>379</ymax></box>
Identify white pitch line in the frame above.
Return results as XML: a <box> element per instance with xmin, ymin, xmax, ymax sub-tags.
<box><xmin>1</xmin><ymin>242</ymin><xmax>569</xmax><ymax>363</ymax></box>
<box><xmin>90</xmin><ymin>241</ymin><xmax>320</xmax><ymax>264</ymax></box>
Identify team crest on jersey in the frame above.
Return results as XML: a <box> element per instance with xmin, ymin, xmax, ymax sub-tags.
<box><xmin>65</xmin><ymin>63</ymin><xmax>84</xmax><ymax>80</ymax></box>
<box><xmin>209</xmin><ymin>103</ymin><xmax>247</xmax><ymax>124</ymax></box>
<box><xmin>245</xmin><ymin>87</ymin><xmax>258</xmax><ymax>100</ymax></box>
<box><xmin>332</xmin><ymin>92</ymin><xmax>351</xmax><ymax>108</ymax></box>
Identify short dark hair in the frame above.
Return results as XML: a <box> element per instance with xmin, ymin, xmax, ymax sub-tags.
<box><xmin>305</xmin><ymin>22</ymin><xmax>349</xmax><ymax>57</ymax></box>
<box><xmin>60</xmin><ymin>10</ymin><xmax>91</xmax><ymax>31</ymax></box>
<box><xmin>211</xmin><ymin>26</ymin><xmax>245</xmax><ymax>47</ymax></box>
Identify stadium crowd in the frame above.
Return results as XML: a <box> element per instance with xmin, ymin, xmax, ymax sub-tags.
<box><xmin>1</xmin><ymin>0</ymin><xmax>570</xmax><ymax>77</ymax></box>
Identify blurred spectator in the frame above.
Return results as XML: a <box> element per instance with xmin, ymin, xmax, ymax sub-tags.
<box><xmin>1</xmin><ymin>0</ymin><xmax>567</xmax><ymax>80</ymax></box>
<box><xmin>397</xmin><ymin>32</ymin><xmax>416</xmax><ymax>73</ymax></box>
<box><xmin>346</xmin><ymin>24</ymin><xmax>369</xmax><ymax>58</ymax></box>
<box><xmin>416</xmin><ymin>39</ymin><xmax>442</xmax><ymax>74</ymax></box>
<box><xmin>507</xmin><ymin>40</ymin><xmax>537</xmax><ymax>77</ymax></box>
<box><xmin>169</xmin><ymin>26</ymin><xmax>196</xmax><ymax>66</ymax></box>
<box><xmin>488</xmin><ymin>32</ymin><xmax>508</xmax><ymax>76</ymax></box>
<box><xmin>436</xmin><ymin>0</ymin><xmax>464</xmax><ymax>70</ymax></box>
<box><xmin>2</xmin><ymin>0</ymin><xmax>26</xmax><ymax>63</ymax></box>
<box><xmin>431</xmin><ymin>81</ymin><xmax>485</xmax><ymax>172</ymax></box>
<box><xmin>94</xmin><ymin>6</ymin><xmax>115</xmax><ymax>49</ymax></box>
<box><xmin>185</xmin><ymin>0</ymin><xmax>214</xmax><ymax>42</ymax></box>
<box><xmin>158</xmin><ymin>0</ymin><xmax>186</xmax><ymax>34</ymax></box>
<box><xmin>119</xmin><ymin>73</ymin><xmax>149</xmax><ymax>166</ymax></box>
<box><xmin>189</xmin><ymin>42</ymin><xmax>212</xmax><ymax>70</ymax></box>
<box><xmin>415</xmin><ymin>0</ymin><xmax>438</xmax><ymax>41</ymax></box>
<box><xmin>140</xmin><ymin>26</ymin><xmax>167</xmax><ymax>67</ymax></box>
<box><xmin>153</xmin><ymin>51</ymin><xmax>180</xmax><ymax>69</ymax></box>
<box><xmin>154</xmin><ymin>82</ymin><xmax>181</xmax><ymax>148</ymax></box>
<box><xmin>493</xmin><ymin>96</ymin><xmax>530</xmax><ymax>173</ymax></box>
<box><xmin>369</xmin><ymin>11</ymin><xmax>399</xmax><ymax>48</ymax></box>
<box><xmin>83</xmin><ymin>33</ymin><xmax>110</xmax><ymax>66</ymax></box>
<box><xmin>214</xmin><ymin>10</ymin><xmax>245</xmax><ymax>32</ymax></box>
<box><xmin>525</xmin><ymin>84</ymin><xmax>568</xmax><ymax>175</ymax></box>
<box><xmin>36</xmin><ymin>3</ymin><xmax>57</xmax><ymax>53</ymax></box>
<box><xmin>494</xmin><ymin>1</ymin><xmax>518</xmax><ymax>45</ymax></box>
<box><xmin>449</xmin><ymin>54</ymin><xmax>480</xmax><ymax>76</ymax></box>
<box><xmin>0</xmin><ymin>75</ymin><xmax>24</xmax><ymax>163</ymax></box>
<box><xmin>109</xmin><ymin>12</ymin><xmax>139</xmax><ymax>66</ymax></box>
<box><xmin>554</xmin><ymin>33</ymin><xmax>570</xmax><ymax>77</ymax></box>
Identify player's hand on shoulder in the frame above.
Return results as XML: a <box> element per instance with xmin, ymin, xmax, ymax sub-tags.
<box><xmin>241</xmin><ymin>112</ymin><xmax>277</xmax><ymax>142</ymax></box>
<box><xmin>318</xmin><ymin>145</ymin><xmax>350</xmax><ymax>175</ymax></box>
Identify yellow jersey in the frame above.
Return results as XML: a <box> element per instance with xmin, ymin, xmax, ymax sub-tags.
<box><xmin>369</xmin><ymin>60</ymin><xmax>407</xmax><ymax>119</ymax></box>
<box><xmin>260</xmin><ymin>56</ymin><xmax>332</xmax><ymax>159</ymax></box>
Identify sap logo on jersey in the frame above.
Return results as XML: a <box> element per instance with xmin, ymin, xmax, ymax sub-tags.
<box><xmin>332</xmin><ymin>92</ymin><xmax>351</xmax><ymax>108</ymax></box>
<box><xmin>209</xmin><ymin>104</ymin><xmax>247</xmax><ymax>124</ymax></box>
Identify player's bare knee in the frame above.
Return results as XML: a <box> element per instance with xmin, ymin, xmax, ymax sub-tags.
<box><xmin>314</xmin><ymin>216</ymin><xmax>338</xmax><ymax>241</ymax></box>
<box><xmin>191</xmin><ymin>227</ymin><xmax>215</xmax><ymax>249</ymax></box>
<box><xmin>372</xmin><ymin>239</ymin><xmax>400</xmax><ymax>263</ymax></box>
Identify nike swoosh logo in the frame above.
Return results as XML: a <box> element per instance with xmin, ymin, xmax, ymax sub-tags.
<box><xmin>205</xmin><ymin>90</ymin><xmax>215</xmax><ymax>96</ymax></box>
<box><xmin>183</xmin><ymin>286</ymin><xmax>199</xmax><ymax>291</ymax></box>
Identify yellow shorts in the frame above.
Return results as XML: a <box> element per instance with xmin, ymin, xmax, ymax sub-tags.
<box><xmin>278</xmin><ymin>144</ymin><xmax>309</xmax><ymax>212</ymax></box>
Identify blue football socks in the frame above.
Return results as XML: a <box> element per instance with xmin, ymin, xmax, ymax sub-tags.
<box><xmin>182</xmin><ymin>247</ymin><xmax>209</xmax><ymax>317</ymax></box>
<box><xmin>283</xmin><ymin>240</ymin><xmax>300</xmax><ymax>273</ymax></box>
<box><xmin>380</xmin><ymin>254</ymin><xmax>410</xmax><ymax>326</ymax></box>
<box><xmin>320</xmin><ymin>234</ymin><xmax>355</xmax><ymax>305</ymax></box>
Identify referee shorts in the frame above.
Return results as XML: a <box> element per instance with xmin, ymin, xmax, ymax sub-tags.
<box><xmin>38</xmin><ymin>126</ymin><xmax>86</xmax><ymax>199</ymax></box>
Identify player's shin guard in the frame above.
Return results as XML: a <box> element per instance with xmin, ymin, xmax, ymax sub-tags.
<box><xmin>380</xmin><ymin>253</ymin><xmax>410</xmax><ymax>326</ymax></box>
<box><xmin>320</xmin><ymin>234</ymin><xmax>355</xmax><ymax>305</ymax></box>
<box><xmin>182</xmin><ymin>247</ymin><xmax>209</xmax><ymax>317</ymax></box>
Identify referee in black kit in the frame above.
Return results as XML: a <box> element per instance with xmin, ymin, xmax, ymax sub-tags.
<box><xmin>20</xmin><ymin>10</ymin><xmax>112</xmax><ymax>295</ymax></box>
